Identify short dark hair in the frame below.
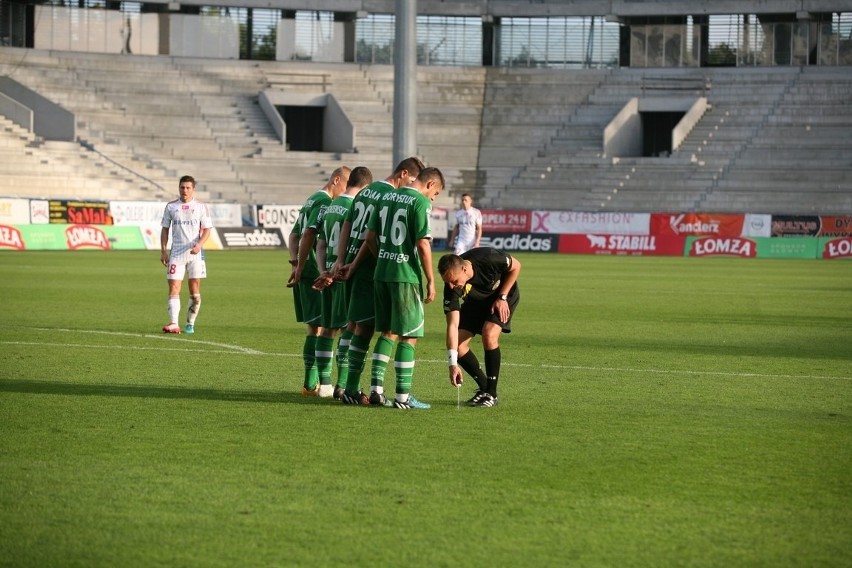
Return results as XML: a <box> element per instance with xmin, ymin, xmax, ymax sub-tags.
<box><xmin>348</xmin><ymin>166</ymin><xmax>373</xmax><ymax>189</ymax></box>
<box><xmin>179</xmin><ymin>175</ymin><xmax>196</xmax><ymax>186</ymax></box>
<box><xmin>438</xmin><ymin>253</ymin><xmax>464</xmax><ymax>277</ymax></box>
<box><xmin>418</xmin><ymin>167</ymin><xmax>445</xmax><ymax>189</ymax></box>
<box><xmin>393</xmin><ymin>156</ymin><xmax>425</xmax><ymax>178</ymax></box>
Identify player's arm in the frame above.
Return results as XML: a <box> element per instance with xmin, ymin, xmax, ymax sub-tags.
<box><xmin>312</xmin><ymin>237</ymin><xmax>333</xmax><ymax>290</ymax></box>
<box><xmin>449</xmin><ymin>224</ymin><xmax>458</xmax><ymax>247</ymax></box>
<box><xmin>333</xmin><ymin>219</ymin><xmax>352</xmax><ymax>277</ymax></box>
<box><xmin>191</xmin><ymin>227</ymin><xmax>211</xmax><ymax>255</ymax></box>
<box><xmin>293</xmin><ymin>226</ymin><xmax>318</xmax><ymax>282</ymax></box>
<box><xmin>286</xmin><ymin>228</ymin><xmax>300</xmax><ymax>287</ymax></box>
<box><xmin>417</xmin><ymin>237</ymin><xmax>435</xmax><ymax>304</ymax></box>
<box><xmin>492</xmin><ymin>255</ymin><xmax>522</xmax><ymax>323</ymax></box>
<box><xmin>474</xmin><ymin>219</ymin><xmax>483</xmax><ymax>248</ymax></box>
<box><xmin>444</xmin><ymin>283</ymin><xmax>463</xmax><ymax>386</ymax></box>
<box><xmin>160</xmin><ymin>226</ymin><xmax>170</xmax><ymax>266</ymax></box>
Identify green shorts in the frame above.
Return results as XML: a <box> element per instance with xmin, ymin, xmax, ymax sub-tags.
<box><xmin>322</xmin><ymin>280</ymin><xmax>349</xmax><ymax>329</ymax></box>
<box><xmin>294</xmin><ymin>279</ymin><xmax>322</xmax><ymax>325</ymax></box>
<box><xmin>346</xmin><ymin>270</ymin><xmax>375</xmax><ymax>325</ymax></box>
<box><xmin>373</xmin><ymin>280</ymin><xmax>425</xmax><ymax>338</ymax></box>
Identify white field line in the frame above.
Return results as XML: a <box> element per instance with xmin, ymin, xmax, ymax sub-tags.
<box><xmin>0</xmin><ymin>328</ymin><xmax>850</xmax><ymax>382</ymax></box>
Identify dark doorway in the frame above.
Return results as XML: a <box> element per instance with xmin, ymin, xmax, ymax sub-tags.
<box><xmin>278</xmin><ymin>105</ymin><xmax>324</xmax><ymax>151</ymax></box>
<box><xmin>641</xmin><ymin>111</ymin><xmax>684</xmax><ymax>157</ymax></box>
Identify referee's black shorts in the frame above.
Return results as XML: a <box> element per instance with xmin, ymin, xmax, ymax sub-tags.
<box><xmin>458</xmin><ymin>290</ymin><xmax>520</xmax><ymax>335</ymax></box>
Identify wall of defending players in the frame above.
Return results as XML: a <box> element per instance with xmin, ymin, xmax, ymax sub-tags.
<box><xmin>0</xmin><ymin>196</ymin><xmax>850</xmax><ymax>259</ymax></box>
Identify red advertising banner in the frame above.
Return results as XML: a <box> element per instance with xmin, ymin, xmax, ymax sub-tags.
<box><xmin>480</xmin><ymin>209</ymin><xmax>531</xmax><ymax>233</ymax></box>
<box><xmin>822</xmin><ymin>237</ymin><xmax>852</xmax><ymax>259</ymax></box>
<box><xmin>651</xmin><ymin>213</ymin><xmax>745</xmax><ymax>237</ymax></box>
<box><xmin>687</xmin><ymin>237</ymin><xmax>758</xmax><ymax>258</ymax></box>
<box><xmin>0</xmin><ymin>225</ymin><xmax>25</xmax><ymax>250</ymax></box>
<box><xmin>818</xmin><ymin>216</ymin><xmax>852</xmax><ymax>237</ymax></box>
<box><xmin>558</xmin><ymin>234</ymin><xmax>686</xmax><ymax>256</ymax></box>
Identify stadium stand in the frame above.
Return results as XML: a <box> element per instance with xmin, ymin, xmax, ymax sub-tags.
<box><xmin>0</xmin><ymin>45</ymin><xmax>850</xmax><ymax>214</ymax></box>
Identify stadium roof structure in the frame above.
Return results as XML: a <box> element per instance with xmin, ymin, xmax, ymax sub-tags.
<box><xmin>108</xmin><ymin>0</ymin><xmax>852</xmax><ymax>17</ymax></box>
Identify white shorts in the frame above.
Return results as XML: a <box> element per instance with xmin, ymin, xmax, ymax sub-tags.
<box><xmin>166</xmin><ymin>253</ymin><xmax>207</xmax><ymax>280</ymax></box>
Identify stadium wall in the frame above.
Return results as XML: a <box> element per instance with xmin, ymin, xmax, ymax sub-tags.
<box><xmin>1</xmin><ymin>196</ymin><xmax>850</xmax><ymax>259</ymax></box>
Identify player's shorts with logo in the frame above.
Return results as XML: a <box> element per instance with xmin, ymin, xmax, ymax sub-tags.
<box><xmin>373</xmin><ymin>281</ymin><xmax>425</xmax><ymax>338</ymax></box>
<box><xmin>166</xmin><ymin>250</ymin><xmax>207</xmax><ymax>280</ymax></box>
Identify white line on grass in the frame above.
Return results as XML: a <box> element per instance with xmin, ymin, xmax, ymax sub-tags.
<box><xmin>3</xmin><ymin>328</ymin><xmax>850</xmax><ymax>382</ymax></box>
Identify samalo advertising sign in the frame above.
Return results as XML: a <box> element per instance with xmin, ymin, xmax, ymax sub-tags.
<box><xmin>651</xmin><ymin>213</ymin><xmax>745</xmax><ymax>237</ymax></box>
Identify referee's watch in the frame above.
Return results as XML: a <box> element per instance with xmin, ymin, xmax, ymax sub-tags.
<box><xmin>498</xmin><ymin>293</ymin><xmax>508</xmax><ymax>301</ymax></box>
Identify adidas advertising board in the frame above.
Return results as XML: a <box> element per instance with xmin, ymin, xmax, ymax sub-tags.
<box><xmin>220</xmin><ymin>227</ymin><xmax>286</xmax><ymax>249</ymax></box>
<box><xmin>480</xmin><ymin>233</ymin><xmax>557</xmax><ymax>252</ymax></box>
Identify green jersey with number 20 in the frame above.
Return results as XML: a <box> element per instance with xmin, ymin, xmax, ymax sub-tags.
<box><xmin>368</xmin><ymin>185</ymin><xmax>432</xmax><ymax>284</ymax></box>
<box><xmin>343</xmin><ymin>180</ymin><xmax>393</xmax><ymax>273</ymax></box>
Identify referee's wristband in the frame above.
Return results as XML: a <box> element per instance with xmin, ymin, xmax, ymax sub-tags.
<box><xmin>448</xmin><ymin>349</ymin><xmax>458</xmax><ymax>366</ymax></box>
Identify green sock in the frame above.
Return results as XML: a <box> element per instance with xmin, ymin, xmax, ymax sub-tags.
<box><xmin>345</xmin><ymin>334</ymin><xmax>371</xmax><ymax>394</ymax></box>
<box><xmin>335</xmin><ymin>330</ymin><xmax>352</xmax><ymax>389</ymax></box>
<box><xmin>316</xmin><ymin>336</ymin><xmax>335</xmax><ymax>386</ymax></box>
<box><xmin>394</xmin><ymin>342</ymin><xmax>416</xmax><ymax>397</ymax></box>
<box><xmin>303</xmin><ymin>335</ymin><xmax>318</xmax><ymax>390</ymax></box>
<box><xmin>370</xmin><ymin>335</ymin><xmax>394</xmax><ymax>390</ymax></box>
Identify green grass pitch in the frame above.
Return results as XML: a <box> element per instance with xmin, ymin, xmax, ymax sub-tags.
<box><xmin>1</xmin><ymin>250</ymin><xmax>850</xmax><ymax>567</ymax></box>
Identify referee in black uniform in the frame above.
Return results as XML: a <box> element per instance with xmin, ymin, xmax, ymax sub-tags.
<box><xmin>438</xmin><ymin>247</ymin><xmax>521</xmax><ymax>407</ymax></box>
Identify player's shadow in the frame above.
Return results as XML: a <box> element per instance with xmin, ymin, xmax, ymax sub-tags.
<box><xmin>0</xmin><ymin>378</ymin><xmax>314</xmax><ymax>405</ymax></box>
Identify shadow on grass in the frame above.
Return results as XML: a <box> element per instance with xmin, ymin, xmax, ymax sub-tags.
<box><xmin>0</xmin><ymin>379</ymin><xmax>320</xmax><ymax>405</ymax></box>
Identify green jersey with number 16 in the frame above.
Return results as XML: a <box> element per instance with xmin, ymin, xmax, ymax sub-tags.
<box><xmin>369</xmin><ymin>185</ymin><xmax>432</xmax><ymax>285</ymax></box>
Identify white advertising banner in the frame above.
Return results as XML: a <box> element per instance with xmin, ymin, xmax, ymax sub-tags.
<box><xmin>110</xmin><ymin>201</ymin><xmax>168</xmax><ymax>225</ymax></box>
<box><xmin>742</xmin><ymin>214</ymin><xmax>772</xmax><ymax>237</ymax></box>
<box><xmin>531</xmin><ymin>211</ymin><xmax>651</xmax><ymax>235</ymax></box>
<box><xmin>255</xmin><ymin>204</ymin><xmax>303</xmax><ymax>236</ymax></box>
<box><xmin>111</xmin><ymin>201</ymin><xmax>242</xmax><ymax>228</ymax></box>
<box><xmin>0</xmin><ymin>198</ymin><xmax>32</xmax><ymax>224</ymax></box>
<box><xmin>30</xmin><ymin>200</ymin><xmax>50</xmax><ymax>224</ymax></box>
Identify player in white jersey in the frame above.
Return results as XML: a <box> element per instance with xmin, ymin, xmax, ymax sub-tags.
<box><xmin>160</xmin><ymin>175</ymin><xmax>213</xmax><ymax>334</ymax></box>
<box><xmin>450</xmin><ymin>193</ymin><xmax>482</xmax><ymax>255</ymax></box>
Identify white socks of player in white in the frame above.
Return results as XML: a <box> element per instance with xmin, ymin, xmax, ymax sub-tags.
<box><xmin>167</xmin><ymin>296</ymin><xmax>180</xmax><ymax>325</ymax></box>
<box><xmin>187</xmin><ymin>295</ymin><xmax>201</xmax><ymax>325</ymax></box>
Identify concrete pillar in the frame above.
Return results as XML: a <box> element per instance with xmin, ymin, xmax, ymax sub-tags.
<box><xmin>392</xmin><ymin>0</ymin><xmax>417</xmax><ymax>169</ymax></box>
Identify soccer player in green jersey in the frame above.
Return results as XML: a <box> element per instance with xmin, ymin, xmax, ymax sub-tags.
<box><xmin>313</xmin><ymin>166</ymin><xmax>373</xmax><ymax>400</ymax></box>
<box><xmin>363</xmin><ymin>167</ymin><xmax>445</xmax><ymax>409</ymax></box>
<box><xmin>287</xmin><ymin>166</ymin><xmax>350</xmax><ymax>397</ymax></box>
<box><xmin>333</xmin><ymin>157</ymin><xmax>425</xmax><ymax>406</ymax></box>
